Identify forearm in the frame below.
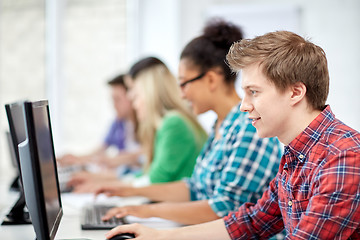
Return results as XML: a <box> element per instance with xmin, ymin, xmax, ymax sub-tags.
<box><xmin>132</xmin><ymin>181</ymin><xmax>190</xmax><ymax>202</ymax></box>
<box><xmin>111</xmin><ymin>151</ymin><xmax>142</xmax><ymax>166</ymax></box>
<box><xmin>147</xmin><ymin>200</ymin><xmax>220</xmax><ymax>225</ymax></box>
<box><xmin>58</xmin><ymin>146</ymin><xmax>107</xmax><ymax>165</ymax></box>
<box><xmin>79</xmin><ymin>146</ymin><xmax>107</xmax><ymax>162</ymax></box>
<box><xmin>105</xmin><ymin>219</ymin><xmax>231</xmax><ymax>240</ymax></box>
<box><xmin>161</xmin><ymin>219</ymin><xmax>231</xmax><ymax>240</ymax></box>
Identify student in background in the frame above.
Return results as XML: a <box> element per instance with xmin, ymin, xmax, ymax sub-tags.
<box><xmin>126</xmin><ymin>56</ymin><xmax>208</xmax><ymax>185</ymax></box>
<box><xmin>58</xmin><ymin>74</ymin><xmax>142</xmax><ymax>182</ymax></box>
<box><xmin>96</xmin><ymin>19</ymin><xmax>282</xmax><ymax>227</ymax></box>
<box><xmin>70</xmin><ymin>57</ymin><xmax>208</xmax><ymax>191</ymax></box>
<box><xmin>105</xmin><ymin>30</ymin><xmax>360</xmax><ymax>240</ymax></box>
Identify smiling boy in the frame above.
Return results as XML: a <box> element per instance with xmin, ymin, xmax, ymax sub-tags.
<box><xmin>105</xmin><ymin>31</ymin><xmax>360</xmax><ymax>240</ymax></box>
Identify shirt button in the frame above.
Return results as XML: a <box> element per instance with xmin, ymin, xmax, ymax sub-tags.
<box><xmin>299</xmin><ymin>154</ymin><xmax>304</xmax><ymax>159</ymax></box>
<box><xmin>288</xmin><ymin>200</ymin><xmax>293</xmax><ymax>206</ymax></box>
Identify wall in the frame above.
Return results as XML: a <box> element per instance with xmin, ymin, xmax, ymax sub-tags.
<box><xmin>56</xmin><ymin>0</ymin><xmax>128</xmax><ymax>155</ymax></box>
<box><xmin>0</xmin><ymin>0</ymin><xmax>46</xmax><ymax>176</ymax></box>
<box><xmin>0</xmin><ymin>0</ymin><xmax>128</xmax><ymax>176</ymax></box>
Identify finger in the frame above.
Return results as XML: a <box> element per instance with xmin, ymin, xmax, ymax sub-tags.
<box><xmin>66</xmin><ymin>179</ymin><xmax>79</xmax><ymax>187</ymax></box>
<box><xmin>72</xmin><ymin>172</ymin><xmax>87</xmax><ymax>179</ymax></box>
<box><xmin>67</xmin><ymin>175</ymin><xmax>85</xmax><ymax>186</ymax></box>
<box><xmin>94</xmin><ymin>188</ymin><xmax>105</xmax><ymax>196</ymax></box>
<box><xmin>73</xmin><ymin>184</ymin><xmax>91</xmax><ymax>193</ymax></box>
<box><xmin>105</xmin><ymin>208</ymin><xmax>129</xmax><ymax>220</ymax></box>
<box><xmin>102</xmin><ymin>207</ymin><xmax>122</xmax><ymax>221</ymax></box>
<box><xmin>72</xmin><ymin>186</ymin><xmax>85</xmax><ymax>193</ymax></box>
<box><xmin>105</xmin><ymin>224</ymin><xmax>138</xmax><ymax>239</ymax></box>
<box><xmin>102</xmin><ymin>208</ymin><xmax>118</xmax><ymax>221</ymax></box>
<box><xmin>101</xmin><ymin>189</ymin><xmax>118</xmax><ymax>198</ymax></box>
<box><xmin>95</xmin><ymin>190</ymin><xmax>112</xmax><ymax>198</ymax></box>
<box><xmin>94</xmin><ymin>186</ymin><xmax>113</xmax><ymax>196</ymax></box>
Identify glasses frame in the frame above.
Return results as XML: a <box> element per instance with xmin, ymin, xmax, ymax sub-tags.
<box><xmin>179</xmin><ymin>72</ymin><xmax>206</xmax><ymax>88</ymax></box>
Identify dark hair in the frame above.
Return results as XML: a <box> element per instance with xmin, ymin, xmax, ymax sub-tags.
<box><xmin>128</xmin><ymin>57</ymin><xmax>165</xmax><ymax>79</ymax></box>
<box><xmin>107</xmin><ymin>74</ymin><xmax>127</xmax><ymax>89</ymax></box>
<box><xmin>180</xmin><ymin>18</ymin><xmax>243</xmax><ymax>84</ymax></box>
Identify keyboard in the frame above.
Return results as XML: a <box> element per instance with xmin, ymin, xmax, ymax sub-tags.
<box><xmin>81</xmin><ymin>205</ymin><xmax>128</xmax><ymax>230</ymax></box>
<box><xmin>57</xmin><ymin>165</ymin><xmax>83</xmax><ymax>193</ymax></box>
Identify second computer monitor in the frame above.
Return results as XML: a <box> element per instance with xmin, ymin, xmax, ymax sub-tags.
<box><xmin>5</xmin><ymin>101</ymin><xmax>27</xmax><ymax>178</ymax></box>
<box><xmin>18</xmin><ymin>100</ymin><xmax>63</xmax><ymax>240</ymax></box>
<box><xmin>2</xmin><ymin>101</ymin><xmax>31</xmax><ymax>225</ymax></box>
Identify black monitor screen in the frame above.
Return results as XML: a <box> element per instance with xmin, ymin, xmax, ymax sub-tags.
<box><xmin>32</xmin><ymin>104</ymin><xmax>61</xmax><ymax>232</ymax></box>
<box><xmin>18</xmin><ymin>100</ymin><xmax>62</xmax><ymax>240</ymax></box>
<box><xmin>9</xmin><ymin>104</ymin><xmax>27</xmax><ymax>145</ymax></box>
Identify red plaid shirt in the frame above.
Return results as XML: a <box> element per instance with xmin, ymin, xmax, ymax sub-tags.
<box><xmin>224</xmin><ymin>106</ymin><xmax>360</xmax><ymax>239</ymax></box>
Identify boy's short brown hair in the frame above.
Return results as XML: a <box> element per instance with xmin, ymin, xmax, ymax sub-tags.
<box><xmin>227</xmin><ymin>31</ymin><xmax>329</xmax><ymax>110</ymax></box>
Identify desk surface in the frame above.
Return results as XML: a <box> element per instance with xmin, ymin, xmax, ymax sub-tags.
<box><xmin>0</xmin><ymin>181</ymin><xmax>180</xmax><ymax>240</ymax></box>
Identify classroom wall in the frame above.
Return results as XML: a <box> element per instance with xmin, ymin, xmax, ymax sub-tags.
<box><xmin>0</xmin><ymin>0</ymin><xmax>128</xmax><ymax>175</ymax></box>
<box><xmin>0</xmin><ymin>0</ymin><xmax>46</xmax><ymax>176</ymax></box>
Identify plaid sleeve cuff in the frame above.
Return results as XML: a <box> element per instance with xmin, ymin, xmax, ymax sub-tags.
<box><xmin>182</xmin><ymin>178</ymin><xmax>197</xmax><ymax>201</ymax></box>
<box><xmin>209</xmin><ymin>197</ymin><xmax>236</xmax><ymax>217</ymax></box>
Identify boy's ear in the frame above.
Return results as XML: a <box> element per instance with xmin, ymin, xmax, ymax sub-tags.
<box><xmin>290</xmin><ymin>82</ymin><xmax>307</xmax><ymax>106</ymax></box>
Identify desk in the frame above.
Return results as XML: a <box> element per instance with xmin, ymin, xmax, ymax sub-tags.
<box><xmin>0</xmin><ymin>185</ymin><xmax>181</xmax><ymax>240</ymax></box>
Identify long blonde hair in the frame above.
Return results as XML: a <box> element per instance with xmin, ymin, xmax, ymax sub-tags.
<box><xmin>129</xmin><ymin>57</ymin><xmax>205</xmax><ymax>169</ymax></box>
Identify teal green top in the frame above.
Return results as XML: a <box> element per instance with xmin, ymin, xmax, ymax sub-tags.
<box><xmin>148</xmin><ymin>111</ymin><xmax>207</xmax><ymax>183</ymax></box>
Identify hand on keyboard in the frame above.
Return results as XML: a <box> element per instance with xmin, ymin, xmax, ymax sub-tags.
<box><xmin>81</xmin><ymin>205</ymin><xmax>128</xmax><ymax>230</ymax></box>
<box><xmin>101</xmin><ymin>204</ymin><xmax>152</xmax><ymax>221</ymax></box>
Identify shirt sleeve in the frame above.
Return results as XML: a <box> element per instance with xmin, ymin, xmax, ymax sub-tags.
<box><xmin>183</xmin><ymin>135</ymin><xmax>213</xmax><ymax>200</ymax></box>
<box><xmin>209</xmin><ymin>119</ymin><xmax>281</xmax><ymax>217</ymax></box>
<box><xmin>148</xmin><ymin>113</ymin><xmax>199</xmax><ymax>183</ymax></box>
<box><xmin>224</xmin><ymin>175</ymin><xmax>284</xmax><ymax>239</ymax></box>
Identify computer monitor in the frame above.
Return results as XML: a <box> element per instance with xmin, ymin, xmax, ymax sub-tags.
<box><xmin>18</xmin><ymin>100</ymin><xmax>63</xmax><ymax>240</ymax></box>
<box><xmin>5</xmin><ymin>131</ymin><xmax>21</xmax><ymax>191</ymax></box>
<box><xmin>5</xmin><ymin>131</ymin><xmax>18</xmax><ymax>171</ymax></box>
<box><xmin>2</xmin><ymin>101</ymin><xmax>31</xmax><ymax>225</ymax></box>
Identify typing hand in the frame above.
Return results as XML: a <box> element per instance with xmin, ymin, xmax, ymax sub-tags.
<box><xmin>72</xmin><ymin>182</ymin><xmax>106</xmax><ymax>193</ymax></box>
<box><xmin>105</xmin><ymin>223</ymin><xmax>167</xmax><ymax>240</ymax></box>
<box><xmin>57</xmin><ymin>154</ymin><xmax>83</xmax><ymax>166</ymax></box>
<box><xmin>71</xmin><ymin>179</ymin><xmax>123</xmax><ymax>194</ymax></box>
<box><xmin>97</xmin><ymin>152</ymin><xmax>140</xmax><ymax>169</ymax></box>
<box><xmin>105</xmin><ymin>223</ymin><xmax>164</xmax><ymax>240</ymax></box>
<box><xmin>94</xmin><ymin>182</ymin><xmax>134</xmax><ymax>197</ymax></box>
<box><xmin>66</xmin><ymin>171</ymin><xmax>90</xmax><ymax>187</ymax></box>
<box><xmin>102</xmin><ymin>205</ymin><xmax>152</xmax><ymax>221</ymax></box>
<box><xmin>68</xmin><ymin>171</ymin><xmax>118</xmax><ymax>188</ymax></box>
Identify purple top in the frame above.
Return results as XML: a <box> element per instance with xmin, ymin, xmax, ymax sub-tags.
<box><xmin>104</xmin><ymin>119</ymin><xmax>126</xmax><ymax>150</ymax></box>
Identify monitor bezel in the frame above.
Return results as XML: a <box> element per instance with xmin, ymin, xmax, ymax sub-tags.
<box><xmin>19</xmin><ymin>100</ymin><xmax>63</xmax><ymax>240</ymax></box>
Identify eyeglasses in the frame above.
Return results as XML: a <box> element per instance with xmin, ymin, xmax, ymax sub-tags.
<box><xmin>179</xmin><ymin>72</ymin><xmax>206</xmax><ymax>88</ymax></box>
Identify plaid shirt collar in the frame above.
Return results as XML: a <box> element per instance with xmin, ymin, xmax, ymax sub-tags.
<box><xmin>284</xmin><ymin>105</ymin><xmax>333</xmax><ymax>168</ymax></box>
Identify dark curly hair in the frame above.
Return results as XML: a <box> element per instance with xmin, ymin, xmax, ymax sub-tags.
<box><xmin>180</xmin><ymin>18</ymin><xmax>243</xmax><ymax>84</ymax></box>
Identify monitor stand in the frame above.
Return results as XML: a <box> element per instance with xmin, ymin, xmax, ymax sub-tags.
<box><xmin>9</xmin><ymin>175</ymin><xmax>21</xmax><ymax>192</ymax></box>
<box><xmin>1</xmin><ymin>189</ymin><xmax>31</xmax><ymax>225</ymax></box>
